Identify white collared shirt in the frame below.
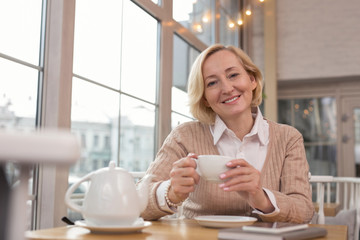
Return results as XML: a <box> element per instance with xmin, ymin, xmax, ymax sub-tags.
<box><xmin>210</xmin><ymin>107</ymin><xmax>269</xmax><ymax>172</ymax></box>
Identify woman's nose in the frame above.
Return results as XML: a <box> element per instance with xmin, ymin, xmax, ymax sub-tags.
<box><xmin>221</xmin><ymin>79</ymin><xmax>234</xmax><ymax>93</ymax></box>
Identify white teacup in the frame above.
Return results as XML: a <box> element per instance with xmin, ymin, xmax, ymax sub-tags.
<box><xmin>196</xmin><ymin>155</ymin><xmax>233</xmax><ymax>183</ymax></box>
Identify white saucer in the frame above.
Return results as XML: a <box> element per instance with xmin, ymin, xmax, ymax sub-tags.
<box><xmin>74</xmin><ymin>219</ymin><xmax>152</xmax><ymax>234</ymax></box>
<box><xmin>194</xmin><ymin>215</ymin><xmax>257</xmax><ymax>228</ymax></box>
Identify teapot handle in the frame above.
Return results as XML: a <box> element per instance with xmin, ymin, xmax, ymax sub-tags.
<box><xmin>64</xmin><ymin>172</ymin><xmax>93</xmax><ymax>213</ymax></box>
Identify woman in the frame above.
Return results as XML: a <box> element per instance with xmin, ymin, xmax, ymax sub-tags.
<box><xmin>140</xmin><ymin>44</ymin><xmax>314</xmax><ymax>223</ymax></box>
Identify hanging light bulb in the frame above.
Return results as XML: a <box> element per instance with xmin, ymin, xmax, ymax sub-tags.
<box><xmin>228</xmin><ymin>21</ymin><xmax>235</xmax><ymax>28</ymax></box>
<box><xmin>245</xmin><ymin>4</ymin><xmax>252</xmax><ymax>16</ymax></box>
<box><xmin>237</xmin><ymin>13</ymin><xmax>243</xmax><ymax>25</ymax></box>
<box><xmin>259</xmin><ymin>0</ymin><xmax>265</xmax><ymax>2</ymax></box>
<box><xmin>202</xmin><ymin>13</ymin><xmax>210</xmax><ymax>23</ymax></box>
<box><xmin>193</xmin><ymin>23</ymin><xmax>203</xmax><ymax>33</ymax></box>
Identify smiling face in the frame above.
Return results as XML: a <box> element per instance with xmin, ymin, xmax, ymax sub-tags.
<box><xmin>202</xmin><ymin>49</ymin><xmax>257</xmax><ymax>122</ymax></box>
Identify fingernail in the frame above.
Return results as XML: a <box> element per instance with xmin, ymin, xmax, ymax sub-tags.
<box><xmin>223</xmin><ymin>187</ymin><xmax>230</xmax><ymax>191</ymax></box>
<box><xmin>220</xmin><ymin>174</ymin><xmax>226</xmax><ymax>179</ymax></box>
<box><xmin>219</xmin><ymin>183</ymin><xmax>225</xmax><ymax>188</ymax></box>
<box><xmin>226</xmin><ymin>162</ymin><xmax>232</xmax><ymax>166</ymax></box>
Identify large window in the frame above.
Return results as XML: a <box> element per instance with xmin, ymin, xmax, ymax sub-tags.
<box><xmin>71</xmin><ymin>0</ymin><xmax>158</xmax><ymax>180</ymax></box>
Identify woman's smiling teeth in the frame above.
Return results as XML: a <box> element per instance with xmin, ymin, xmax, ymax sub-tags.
<box><xmin>223</xmin><ymin>95</ymin><xmax>240</xmax><ymax>104</ymax></box>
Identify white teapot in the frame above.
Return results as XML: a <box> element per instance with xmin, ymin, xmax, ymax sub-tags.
<box><xmin>65</xmin><ymin>161</ymin><xmax>152</xmax><ymax>226</ymax></box>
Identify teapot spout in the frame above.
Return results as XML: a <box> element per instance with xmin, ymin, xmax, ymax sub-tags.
<box><xmin>137</xmin><ymin>174</ymin><xmax>153</xmax><ymax>213</ymax></box>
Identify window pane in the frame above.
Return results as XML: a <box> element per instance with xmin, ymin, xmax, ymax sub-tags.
<box><xmin>173</xmin><ymin>0</ymin><xmax>213</xmax><ymax>45</ymax></box>
<box><xmin>293</xmin><ymin>98</ymin><xmax>336</xmax><ymax>143</ymax></box>
<box><xmin>0</xmin><ymin>59</ymin><xmax>38</xmax><ymax>129</ymax></box>
<box><xmin>71</xmin><ymin>77</ymin><xmax>120</xmax><ymax>177</ymax></box>
<box><xmin>120</xmin><ymin>0</ymin><xmax>158</xmax><ymax>103</ymax></box>
<box><xmin>306</xmin><ymin>145</ymin><xmax>337</xmax><ymax>176</ymax></box>
<box><xmin>0</xmin><ymin>0</ymin><xmax>42</xmax><ymax>65</ymax></box>
<box><xmin>172</xmin><ymin>35</ymin><xmax>199</xmax><ymax>117</ymax></box>
<box><xmin>278</xmin><ymin>98</ymin><xmax>337</xmax><ymax>176</ymax></box>
<box><xmin>73</xmin><ymin>0</ymin><xmax>122</xmax><ymax>89</ymax></box>
<box><xmin>172</xmin><ymin>87</ymin><xmax>191</xmax><ymax>117</ymax></box>
<box><xmin>278</xmin><ymin>100</ymin><xmax>292</xmax><ymax>125</ymax></box>
<box><xmin>172</xmin><ymin>112</ymin><xmax>193</xmax><ymax>129</ymax></box>
<box><xmin>219</xmin><ymin>0</ymin><xmax>240</xmax><ymax>46</ymax></box>
<box><xmin>120</xmin><ymin>95</ymin><xmax>155</xmax><ymax>172</ymax></box>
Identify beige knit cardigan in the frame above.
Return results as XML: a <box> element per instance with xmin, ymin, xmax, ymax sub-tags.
<box><xmin>141</xmin><ymin>119</ymin><xmax>315</xmax><ymax>223</ymax></box>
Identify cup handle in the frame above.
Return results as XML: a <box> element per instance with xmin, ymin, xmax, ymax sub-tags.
<box><xmin>64</xmin><ymin>172</ymin><xmax>93</xmax><ymax>213</ymax></box>
<box><xmin>193</xmin><ymin>158</ymin><xmax>201</xmax><ymax>176</ymax></box>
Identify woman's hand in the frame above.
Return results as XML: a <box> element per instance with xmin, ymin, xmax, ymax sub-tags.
<box><xmin>219</xmin><ymin>159</ymin><xmax>275</xmax><ymax>213</ymax></box>
<box><xmin>168</xmin><ymin>153</ymin><xmax>200</xmax><ymax>204</ymax></box>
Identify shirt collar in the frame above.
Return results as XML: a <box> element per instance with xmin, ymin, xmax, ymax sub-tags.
<box><xmin>210</xmin><ymin>107</ymin><xmax>268</xmax><ymax>145</ymax></box>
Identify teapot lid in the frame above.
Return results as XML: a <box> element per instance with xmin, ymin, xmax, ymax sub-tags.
<box><xmin>94</xmin><ymin>161</ymin><xmax>128</xmax><ymax>175</ymax></box>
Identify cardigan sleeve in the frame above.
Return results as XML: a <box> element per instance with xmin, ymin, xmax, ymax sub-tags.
<box><xmin>259</xmin><ymin>126</ymin><xmax>315</xmax><ymax>223</ymax></box>
<box><xmin>140</xmin><ymin>126</ymin><xmax>188</xmax><ymax>220</ymax></box>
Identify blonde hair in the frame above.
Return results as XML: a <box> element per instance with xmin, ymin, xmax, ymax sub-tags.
<box><xmin>187</xmin><ymin>44</ymin><xmax>263</xmax><ymax>124</ymax></box>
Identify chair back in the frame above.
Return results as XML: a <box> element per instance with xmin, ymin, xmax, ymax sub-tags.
<box><xmin>310</xmin><ymin>175</ymin><xmax>360</xmax><ymax>240</ymax></box>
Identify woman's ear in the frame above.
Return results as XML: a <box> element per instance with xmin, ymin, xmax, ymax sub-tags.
<box><xmin>202</xmin><ymin>96</ymin><xmax>210</xmax><ymax>107</ymax></box>
<box><xmin>250</xmin><ymin>75</ymin><xmax>257</xmax><ymax>90</ymax></box>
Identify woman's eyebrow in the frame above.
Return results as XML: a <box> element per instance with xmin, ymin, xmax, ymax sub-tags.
<box><xmin>204</xmin><ymin>74</ymin><xmax>217</xmax><ymax>81</ymax></box>
<box><xmin>224</xmin><ymin>66</ymin><xmax>238</xmax><ymax>72</ymax></box>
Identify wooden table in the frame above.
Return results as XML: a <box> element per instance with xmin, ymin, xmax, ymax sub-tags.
<box><xmin>313</xmin><ymin>202</ymin><xmax>341</xmax><ymax>216</ymax></box>
<box><xmin>26</xmin><ymin>219</ymin><xmax>348</xmax><ymax>240</ymax></box>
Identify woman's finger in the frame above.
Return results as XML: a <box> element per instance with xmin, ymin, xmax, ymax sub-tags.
<box><xmin>173</xmin><ymin>155</ymin><xmax>197</xmax><ymax>169</ymax></box>
<box><xmin>170</xmin><ymin>164</ymin><xmax>197</xmax><ymax>177</ymax></box>
<box><xmin>225</xmin><ymin>159</ymin><xmax>250</xmax><ymax>168</ymax></box>
<box><xmin>220</xmin><ymin>165</ymin><xmax>254</xmax><ymax>180</ymax></box>
<box><xmin>171</xmin><ymin>175</ymin><xmax>196</xmax><ymax>186</ymax></box>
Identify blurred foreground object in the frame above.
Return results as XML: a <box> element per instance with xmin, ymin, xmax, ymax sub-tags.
<box><xmin>0</xmin><ymin>129</ymin><xmax>81</xmax><ymax>240</ymax></box>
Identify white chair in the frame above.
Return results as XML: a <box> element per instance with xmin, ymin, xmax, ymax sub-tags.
<box><xmin>310</xmin><ymin>175</ymin><xmax>360</xmax><ymax>240</ymax></box>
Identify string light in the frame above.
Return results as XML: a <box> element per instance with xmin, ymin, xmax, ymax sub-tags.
<box><xmin>228</xmin><ymin>21</ymin><xmax>235</xmax><ymax>28</ymax></box>
<box><xmin>202</xmin><ymin>15</ymin><xmax>209</xmax><ymax>23</ymax></box>
<box><xmin>202</xmin><ymin>12</ymin><xmax>210</xmax><ymax>23</ymax></box>
<box><xmin>193</xmin><ymin>23</ymin><xmax>203</xmax><ymax>33</ymax></box>
<box><xmin>237</xmin><ymin>13</ymin><xmax>243</xmax><ymax>26</ymax></box>
<box><xmin>245</xmin><ymin>4</ymin><xmax>252</xmax><ymax>16</ymax></box>
<box><xmin>191</xmin><ymin>0</ymin><xmax>264</xmax><ymax>31</ymax></box>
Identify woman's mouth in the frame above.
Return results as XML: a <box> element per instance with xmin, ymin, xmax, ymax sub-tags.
<box><xmin>223</xmin><ymin>95</ymin><xmax>240</xmax><ymax>104</ymax></box>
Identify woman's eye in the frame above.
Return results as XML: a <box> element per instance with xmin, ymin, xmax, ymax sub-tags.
<box><xmin>206</xmin><ymin>80</ymin><xmax>217</xmax><ymax>87</ymax></box>
<box><xmin>228</xmin><ymin>73</ymin><xmax>239</xmax><ymax>79</ymax></box>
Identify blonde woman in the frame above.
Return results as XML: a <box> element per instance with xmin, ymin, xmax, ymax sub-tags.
<box><xmin>141</xmin><ymin>44</ymin><xmax>314</xmax><ymax>223</ymax></box>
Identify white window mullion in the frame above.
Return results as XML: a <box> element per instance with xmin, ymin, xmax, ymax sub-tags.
<box><xmin>156</xmin><ymin>0</ymin><xmax>173</xmax><ymax>148</ymax></box>
<box><xmin>36</xmin><ymin>0</ymin><xmax>75</xmax><ymax>229</ymax></box>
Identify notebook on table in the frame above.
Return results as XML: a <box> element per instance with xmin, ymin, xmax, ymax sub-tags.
<box><xmin>218</xmin><ymin>222</ymin><xmax>327</xmax><ymax>240</ymax></box>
